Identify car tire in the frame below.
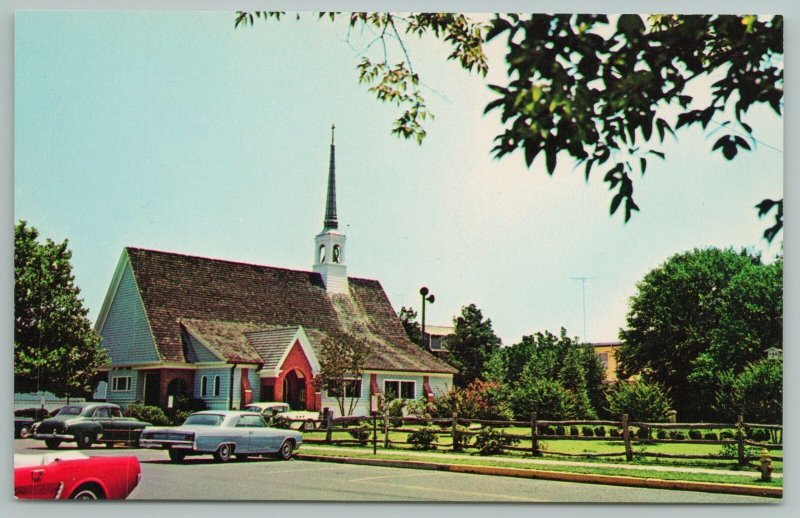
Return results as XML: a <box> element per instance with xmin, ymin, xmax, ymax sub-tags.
<box><xmin>76</xmin><ymin>432</ymin><xmax>95</xmax><ymax>449</ymax></box>
<box><xmin>168</xmin><ymin>449</ymin><xmax>187</xmax><ymax>463</ymax></box>
<box><xmin>44</xmin><ymin>438</ymin><xmax>61</xmax><ymax>449</ymax></box>
<box><xmin>213</xmin><ymin>443</ymin><xmax>233</xmax><ymax>462</ymax></box>
<box><xmin>276</xmin><ymin>440</ymin><xmax>294</xmax><ymax>460</ymax></box>
<box><xmin>18</xmin><ymin>426</ymin><xmax>30</xmax><ymax>438</ymax></box>
<box><xmin>70</xmin><ymin>484</ymin><xmax>106</xmax><ymax>500</ymax></box>
<box><xmin>302</xmin><ymin>420</ymin><xmax>315</xmax><ymax>431</ymax></box>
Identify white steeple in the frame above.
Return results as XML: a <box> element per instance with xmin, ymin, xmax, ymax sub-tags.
<box><xmin>313</xmin><ymin>124</ymin><xmax>348</xmax><ymax>294</ymax></box>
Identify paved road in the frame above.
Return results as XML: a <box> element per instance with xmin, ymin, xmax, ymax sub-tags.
<box><xmin>14</xmin><ymin>438</ymin><xmax>777</xmax><ymax>503</ymax></box>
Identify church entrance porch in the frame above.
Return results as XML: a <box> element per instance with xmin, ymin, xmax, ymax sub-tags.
<box><xmin>282</xmin><ymin>370</ymin><xmax>306</xmax><ymax>410</ymax></box>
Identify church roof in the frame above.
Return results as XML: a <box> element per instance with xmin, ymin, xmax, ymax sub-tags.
<box><xmin>125</xmin><ymin>247</ymin><xmax>456</xmax><ymax>374</ymax></box>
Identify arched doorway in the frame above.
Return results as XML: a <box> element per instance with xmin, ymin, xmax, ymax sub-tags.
<box><xmin>167</xmin><ymin>378</ymin><xmax>189</xmax><ymax>406</ymax></box>
<box><xmin>282</xmin><ymin>370</ymin><xmax>306</xmax><ymax>410</ymax></box>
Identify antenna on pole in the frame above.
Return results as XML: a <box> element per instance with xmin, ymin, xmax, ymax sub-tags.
<box><xmin>570</xmin><ymin>277</ymin><xmax>592</xmax><ymax>342</ymax></box>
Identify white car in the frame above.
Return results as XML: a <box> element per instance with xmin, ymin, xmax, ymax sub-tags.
<box><xmin>243</xmin><ymin>402</ymin><xmax>320</xmax><ymax>431</ymax></box>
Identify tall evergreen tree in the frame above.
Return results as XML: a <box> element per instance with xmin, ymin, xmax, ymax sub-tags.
<box><xmin>446</xmin><ymin>304</ymin><xmax>501</xmax><ymax>387</ymax></box>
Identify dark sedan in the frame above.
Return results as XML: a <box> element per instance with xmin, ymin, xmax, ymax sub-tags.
<box><xmin>33</xmin><ymin>402</ymin><xmax>150</xmax><ymax>449</ymax></box>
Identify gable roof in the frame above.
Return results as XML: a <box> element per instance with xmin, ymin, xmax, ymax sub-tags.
<box><xmin>124</xmin><ymin>247</ymin><xmax>456</xmax><ymax>374</ymax></box>
<box><xmin>245</xmin><ymin>327</ymin><xmax>301</xmax><ymax>370</ymax></box>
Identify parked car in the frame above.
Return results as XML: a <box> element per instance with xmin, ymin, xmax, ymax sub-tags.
<box><xmin>243</xmin><ymin>402</ymin><xmax>321</xmax><ymax>430</ymax></box>
<box><xmin>139</xmin><ymin>410</ymin><xmax>303</xmax><ymax>463</ymax></box>
<box><xmin>14</xmin><ymin>450</ymin><xmax>141</xmax><ymax>500</ymax></box>
<box><xmin>33</xmin><ymin>402</ymin><xmax>151</xmax><ymax>449</ymax></box>
<box><xmin>15</xmin><ymin>416</ymin><xmax>34</xmax><ymax>438</ymax></box>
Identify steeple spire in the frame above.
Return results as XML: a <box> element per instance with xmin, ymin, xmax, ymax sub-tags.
<box><xmin>324</xmin><ymin>124</ymin><xmax>338</xmax><ymax>230</ymax></box>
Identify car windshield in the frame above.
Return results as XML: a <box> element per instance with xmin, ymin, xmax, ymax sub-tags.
<box><xmin>56</xmin><ymin>406</ymin><xmax>83</xmax><ymax>416</ymax></box>
<box><xmin>183</xmin><ymin>414</ymin><xmax>224</xmax><ymax>426</ymax></box>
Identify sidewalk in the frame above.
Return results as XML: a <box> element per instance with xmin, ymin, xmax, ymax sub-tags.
<box><xmin>300</xmin><ymin>445</ymin><xmax>782</xmax><ymax>479</ymax></box>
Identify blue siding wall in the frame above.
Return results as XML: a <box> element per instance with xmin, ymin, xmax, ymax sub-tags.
<box><xmin>185</xmin><ymin>333</ymin><xmax>222</xmax><ymax>363</ymax></box>
<box><xmin>99</xmin><ymin>261</ymin><xmax>159</xmax><ymax>365</ymax></box>
<box><xmin>105</xmin><ymin>369</ymin><xmax>140</xmax><ymax>408</ymax></box>
<box><xmin>193</xmin><ymin>367</ymin><xmax>231</xmax><ymax>410</ymax></box>
<box><xmin>428</xmin><ymin>376</ymin><xmax>452</xmax><ymax>397</ymax></box>
<box><xmin>192</xmin><ymin>367</ymin><xmax>259</xmax><ymax>410</ymax></box>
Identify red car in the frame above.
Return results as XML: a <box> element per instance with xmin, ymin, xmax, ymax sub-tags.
<box><xmin>14</xmin><ymin>451</ymin><xmax>141</xmax><ymax>500</ymax></box>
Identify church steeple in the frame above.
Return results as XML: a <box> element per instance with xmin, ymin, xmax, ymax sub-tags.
<box><xmin>324</xmin><ymin>124</ymin><xmax>338</xmax><ymax>230</ymax></box>
<box><xmin>313</xmin><ymin>124</ymin><xmax>348</xmax><ymax>294</ymax></box>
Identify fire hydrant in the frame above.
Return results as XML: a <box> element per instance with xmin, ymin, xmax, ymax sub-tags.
<box><xmin>758</xmin><ymin>448</ymin><xmax>773</xmax><ymax>482</ymax></box>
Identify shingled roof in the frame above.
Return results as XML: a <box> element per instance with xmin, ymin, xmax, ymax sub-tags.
<box><xmin>125</xmin><ymin>247</ymin><xmax>456</xmax><ymax>374</ymax></box>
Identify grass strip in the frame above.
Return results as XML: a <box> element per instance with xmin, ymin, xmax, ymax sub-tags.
<box><xmin>299</xmin><ymin>447</ymin><xmax>782</xmax><ymax>488</ymax></box>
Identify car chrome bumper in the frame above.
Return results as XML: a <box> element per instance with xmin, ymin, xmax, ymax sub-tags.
<box><xmin>34</xmin><ymin>433</ymin><xmax>74</xmax><ymax>441</ymax></box>
<box><xmin>139</xmin><ymin>439</ymin><xmax>194</xmax><ymax>449</ymax></box>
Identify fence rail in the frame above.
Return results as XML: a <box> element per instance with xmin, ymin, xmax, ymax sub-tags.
<box><xmin>293</xmin><ymin>411</ymin><xmax>782</xmax><ymax>467</ymax></box>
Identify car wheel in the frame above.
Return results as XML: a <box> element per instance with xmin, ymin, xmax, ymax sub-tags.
<box><xmin>168</xmin><ymin>449</ymin><xmax>187</xmax><ymax>463</ymax></box>
<box><xmin>302</xmin><ymin>420</ymin><xmax>315</xmax><ymax>431</ymax></box>
<box><xmin>76</xmin><ymin>432</ymin><xmax>95</xmax><ymax>449</ymax></box>
<box><xmin>276</xmin><ymin>440</ymin><xmax>294</xmax><ymax>460</ymax></box>
<box><xmin>44</xmin><ymin>439</ymin><xmax>61</xmax><ymax>449</ymax></box>
<box><xmin>213</xmin><ymin>443</ymin><xmax>233</xmax><ymax>462</ymax></box>
<box><xmin>70</xmin><ymin>484</ymin><xmax>106</xmax><ymax>500</ymax></box>
<box><xmin>18</xmin><ymin>426</ymin><xmax>30</xmax><ymax>438</ymax></box>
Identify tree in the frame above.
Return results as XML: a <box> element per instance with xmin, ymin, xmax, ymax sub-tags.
<box><xmin>713</xmin><ymin>359</ymin><xmax>782</xmax><ymax>425</ymax></box>
<box><xmin>397</xmin><ymin>306</ymin><xmax>422</xmax><ymax>347</ymax></box>
<box><xmin>314</xmin><ymin>331</ymin><xmax>372</xmax><ymax>416</ymax></box>
<box><xmin>617</xmin><ymin>247</ymin><xmax>782</xmax><ymax>420</ymax></box>
<box><xmin>446</xmin><ymin>304</ymin><xmax>501</xmax><ymax>387</ymax></box>
<box><xmin>605</xmin><ymin>380</ymin><xmax>673</xmax><ymax>422</ymax></box>
<box><xmin>486</xmin><ymin>329</ymin><xmax>606</xmax><ymax>418</ymax></box>
<box><xmin>507</xmin><ymin>376</ymin><xmax>578</xmax><ymax>420</ymax></box>
<box><xmin>14</xmin><ymin>221</ymin><xmax>108</xmax><ymax>398</ymax></box>
<box><xmin>237</xmin><ymin>13</ymin><xmax>783</xmax><ymax>241</ymax></box>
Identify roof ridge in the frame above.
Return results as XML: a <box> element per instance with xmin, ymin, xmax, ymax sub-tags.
<box><xmin>126</xmin><ymin>246</ymin><xmax>381</xmax><ymax>283</ymax></box>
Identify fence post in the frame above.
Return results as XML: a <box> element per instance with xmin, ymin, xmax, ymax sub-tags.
<box><xmin>622</xmin><ymin>414</ymin><xmax>633</xmax><ymax>462</ymax></box>
<box><xmin>452</xmin><ymin>411</ymin><xmax>460</xmax><ymax>452</ymax></box>
<box><xmin>325</xmin><ymin>410</ymin><xmax>333</xmax><ymax>444</ymax></box>
<box><xmin>372</xmin><ymin>413</ymin><xmax>378</xmax><ymax>454</ymax></box>
<box><xmin>383</xmin><ymin>410</ymin><xmax>390</xmax><ymax>449</ymax></box>
<box><xmin>736</xmin><ymin>414</ymin><xmax>746</xmax><ymax>466</ymax></box>
<box><xmin>530</xmin><ymin>412</ymin><xmax>540</xmax><ymax>456</ymax></box>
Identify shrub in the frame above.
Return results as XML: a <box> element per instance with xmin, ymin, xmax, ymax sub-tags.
<box><xmin>636</xmin><ymin>426</ymin><xmax>650</xmax><ymax>439</ymax></box>
<box><xmin>570</xmin><ymin>425</ymin><xmax>580</xmax><ymax>436</ymax></box>
<box><xmin>605</xmin><ymin>381</ymin><xmax>672</xmax><ymax>421</ymax></box>
<box><xmin>270</xmin><ymin>415</ymin><xmax>293</xmax><ymax>429</ymax></box>
<box><xmin>720</xmin><ymin>430</ymin><xmax>735</xmax><ymax>440</ymax></box>
<box><xmin>749</xmin><ymin>429</ymin><xmax>768</xmax><ymax>442</ymax></box>
<box><xmin>688</xmin><ymin>430</ymin><xmax>702</xmax><ymax>440</ymax></box>
<box><xmin>657</xmin><ymin>430</ymin><xmax>667</xmax><ymax>439</ymax></box>
<box><xmin>431</xmin><ymin>380</ymin><xmax>511</xmax><ymax>420</ymax></box>
<box><xmin>347</xmin><ymin>426</ymin><xmax>371</xmax><ymax>442</ymax></box>
<box><xmin>407</xmin><ymin>427</ymin><xmax>437</xmax><ymax>450</ymax></box>
<box><xmin>555</xmin><ymin>425</ymin><xmax>565</xmax><ymax>436</ymax></box>
<box><xmin>594</xmin><ymin>426</ymin><xmax>606</xmax><ymax>437</ymax></box>
<box><xmin>674</xmin><ymin>431</ymin><xmax>686</xmax><ymax>440</ymax></box>
<box><xmin>541</xmin><ymin>426</ymin><xmax>555</xmax><ymax>436</ymax></box>
<box><xmin>581</xmin><ymin>426</ymin><xmax>594</xmax><ymax>437</ymax></box>
<box><xmin>609</xmin><ymin>428</ymin><xmax>619</xmax><ymax>437</ymax></box>
<box><xmin>471</xmin><ymin>427</ymin><xmax>520</xmax><ymax>456</ymax></box>
<box><xmin>704</xmin><ymin>432</ymin><xmax>719</xmax><ymax>441</ymax></box>
<box><xmin>125</xmin><ymin>403</ymin><xmax>169</xmax><ymax>426</ymax></box>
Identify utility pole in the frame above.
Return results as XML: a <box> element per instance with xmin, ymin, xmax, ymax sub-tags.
<box><xmin>570</xmin><ymin>277</ymin><xmax>590</xmax><ymax>342</ymax></box>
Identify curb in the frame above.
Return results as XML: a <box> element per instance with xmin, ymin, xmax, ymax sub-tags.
<box><xmin>297</xmin><ymin>454</ymin><xmax>782</xmax><ymax>499</ymax></box>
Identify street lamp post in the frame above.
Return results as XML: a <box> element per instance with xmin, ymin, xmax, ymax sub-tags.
<box><xmin>419</xmin><ymin>287</ymin><xmax>435</xmax><ymax>349</ymax></box>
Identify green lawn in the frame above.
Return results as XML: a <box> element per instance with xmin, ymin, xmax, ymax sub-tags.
<box><xmin>301</xmin><ymin>425</ymin><xmax>783</xmax><ymax>473</ymax></box>
<box><xmin>299</xmin><ymin>446</ymin><xmax>783</xmax><ymax>488</ymax></box>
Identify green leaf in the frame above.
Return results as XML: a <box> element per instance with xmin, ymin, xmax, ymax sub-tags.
<box><xmin>617</xmin><ymin>15</ymin><xmax>645</xmax><ymax>36</ymax></box>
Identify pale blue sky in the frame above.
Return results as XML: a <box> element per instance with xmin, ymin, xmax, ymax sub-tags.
<box><xmin>14</xmin><ymin>11</ymin><xmax>783</xmax><ymax>345</ymax></box>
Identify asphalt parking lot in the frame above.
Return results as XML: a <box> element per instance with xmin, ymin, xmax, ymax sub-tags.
<box><xmin>14</xmin><ymin>438</ymin><xmax>777</xmax><ymax>503</ymax></box>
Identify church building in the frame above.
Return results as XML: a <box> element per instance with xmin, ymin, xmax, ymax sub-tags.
<box><xmin>93</xmin><ymin>126</ymin><xmax>456</xmax><ymax>416</ymax></box>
